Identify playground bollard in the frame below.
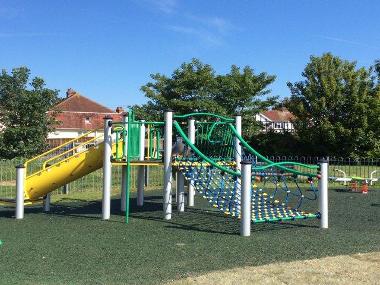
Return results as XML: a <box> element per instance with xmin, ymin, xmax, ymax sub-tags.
<box><xmin>137</xmin><ymin>120</ymin><xmax>145</xmax><ymax>207</ymax></box>
<box><xmin>15</xmin><ymin>165</ymin><xmax>25</xmax><ymax>220</ymax></box>
<box><xmin>187</xmin><ymin>117</ymin><xmax>196</xmax><ymax>207</ymax></box>
<box><xmin>43</xmin><ymin>193</ymin><xmax>51</xmax><ymax>212</ymax></box>
<box><xmin>319</xmin><ymin>159</ymin><xmax>329</xmax><ymax>229</ymax></box>
<box><xmin>121</xmin><ymin>113</ymin><xmax>128</xmax><ymax>212</ymax></box>
<box><xmin>163</xmin><ymin>110</ymin><xmax>173</xmax><ymax>220</ymax></box>
<box><xmin>240</xmin><ymin>161</ymin><xmax>252</xmax><ymax>237</ymax></box>
<box><xmin>102</xmin><ymin>116</ymin><xmax>113</xmax><ymax>220</ymax></box>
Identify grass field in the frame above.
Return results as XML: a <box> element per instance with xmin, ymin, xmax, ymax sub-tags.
<box><xmin>0</xmin><ymin>187</ymin><xmax>379</xmax><ymax>285</ymax></box>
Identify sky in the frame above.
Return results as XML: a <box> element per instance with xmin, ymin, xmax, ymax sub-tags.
<box><xmin>1</xmin><ymin>0</ymin><xmax>379</xmax><ymax>110</ymax></box>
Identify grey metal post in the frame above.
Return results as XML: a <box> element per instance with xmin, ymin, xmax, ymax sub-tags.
<box><xmin>43</xmin><ymin>193</ymin><xmax>51</xmax><ymax>212</ymax></box>
<box><xmin>163</xmin><ymin>111</ymin><xmax>173</xmax><ymax>220</ymax></box>
<box><xmin>62</xmin><ymin>184</ymin><xmax>69</xmax><ymax>195</ymax></box>
<box><xmin>235</xmin><ymin>114</ymin><xmax>242</xmax><ymax>205</ymax></box>
<box><xmin>187</xmin><ymin>117</ymin><xmax>196</xmax><ymax>207</ymax></box>
<box><xmin>177</xmin><ymin>169</ymin><xmax>185</xmax><ymax>212</ymax></box>
<box><xmin>137</xmin><ymin>120</ymin><xmax>145</xmax><ymax>207</ymax></box>
<box><xmin>62</xmin><ymin>142</ymin><xmax>73</xmax><ymax>194</ymax></box>
<box><xmin>144</xmin><ymin>166</ymin><xmax>149</xmax><ymax>187</ymax></box>
<box><xmin>319</xmin><ymin>159</ymin><xmax>329</xmax><ymax>229</ymax></box>
<box><xmin>15</xmin><ymin>165</ymin><xmax>25</xmax><ymax>220</ymax></box>
<box><xmin>240</xmin><ymin>161</ymin><xmax>252</xmax><ymax>236</ymax></box>
<box><xmin>235</xmin><ymin>114</ymin><xmax>242</xmax><ymax>171</ymax></box>
<box><xmin>121</xmin><ymin>113</ymin><xmax>128</xmax><ymax>212</ymax></box>
<box><xmin>102</xmin><ymin>116</ymin><xmax>112</xmax><ymax>220</ymax></box>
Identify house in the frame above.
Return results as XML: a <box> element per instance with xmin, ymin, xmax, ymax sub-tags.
<box><xmin>255</xmin><ymin>108</ymin><xmax>295</xmax><ymax>133</ymax></box>
<box><xmin>47</xmin><ymin>89</ymin><xmax>124</xmax><ymax>147</ymax></box>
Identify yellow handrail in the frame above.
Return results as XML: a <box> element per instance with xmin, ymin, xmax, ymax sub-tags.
<box><xmin>42</xmin><ymin>136</ymin><xmax>100</xmax><ymax>170</ymax></box>
<box><xmin>24</xmin><ymin>128</ymin><xmax>102</xmax><ymax>174</ymax></box>
<box><xmin>26</xmin><ymin>135</ymin><xmax>104</xmax><ymax>180</ymax></box>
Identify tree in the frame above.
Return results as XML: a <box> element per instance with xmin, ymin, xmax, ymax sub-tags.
<box><xmin>0</xmin><ymin>67</ymin><xmax>60</xmax><ymax>158</ymax></box>
<box><xmin>136</xmin><ymin>58</ymin><xmax>277</xmax><ymax>136</ymax></box>
<box><xmin>286</xmin><ymin>53</ymin><xmax>380</xmax><ymax>157</ymax></box>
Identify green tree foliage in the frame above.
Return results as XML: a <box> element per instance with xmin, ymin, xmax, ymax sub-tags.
<box><xmin>0</xmin><ymin>67</ymin><xmax>60</xmax><ymax>158</ymax></box>
<box><xmin>286</xmin><ymin>53</ymin><xmax>380</xmax><ymax>157</ymax></box>
<box><xmin>249</xmin><ymin>130</ymin><xmax>302</xmax><ymax>156</ymax></box>
<box><xmin>135</xmin><ymin>58</ymin><xmax>277</xmax><ymax>136</ymax></box>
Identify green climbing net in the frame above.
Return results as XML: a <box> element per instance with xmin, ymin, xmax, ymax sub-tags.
<box><xmin>173</xmin><ymin>113</ymin><xmax>320</xmax><ymax>223</ymax></box>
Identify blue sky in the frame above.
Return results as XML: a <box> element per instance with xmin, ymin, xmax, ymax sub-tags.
<box><xmin>1</xmin><ymin>0</ymin><xmax>379</xmax><ymax>110</ymax></box>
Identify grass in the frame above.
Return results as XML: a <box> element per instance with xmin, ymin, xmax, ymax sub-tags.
<box><xmin>169</xmin><ymin>252</ymin><xmax>380</xmax><ymax>284</ymax></box>
<box><xmin>0</xmin><ymin>187</ymin><xmax>379</xmax><ymax>285</ymax></box>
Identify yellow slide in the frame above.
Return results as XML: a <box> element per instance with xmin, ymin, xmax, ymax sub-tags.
<box><xmin>24</xmin><ymin>130</ymin><xmax>120</xmax><ymax>201</ymax></box>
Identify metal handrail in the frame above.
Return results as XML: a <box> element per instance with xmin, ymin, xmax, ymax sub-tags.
<box><xmin>24</xmin><ymin>128</ymin><xmax>102</xmax><ymax>176</ymax></box>
<box><xmin>42</xmin><ymin>136</ymin><xmax>100</xmax><ymax>170</ymax></box>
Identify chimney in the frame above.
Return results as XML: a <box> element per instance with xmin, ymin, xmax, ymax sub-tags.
<box><xmin>116</xmin><ymin>106</ymin><xmax>124</xmax><ymax>113</ymax></box>
<box><xmin>66</xmin><ymin>88</ymin><xmax>76</xmax><ymax>98</ymax></box>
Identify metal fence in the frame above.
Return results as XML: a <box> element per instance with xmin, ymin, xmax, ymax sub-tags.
<box><xmin>266</xmin><ymin>156</ymin><xmax>380</xmax><ymax>188</ymax></box>
<box><xmin>0</xmin><ymin>156</ymin><xmax>379</xmax><ymax>200</ymax></box>
<box><xmin>0</xmin><ymin>159</ymin><xmax>164</xmax><ymax>200</ymax></box>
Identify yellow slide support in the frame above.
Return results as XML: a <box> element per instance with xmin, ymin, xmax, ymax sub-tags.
<box><xmin>24</xmin><ymin>130</ymin><xmax>121</xmax><ymax>201</ymax></box>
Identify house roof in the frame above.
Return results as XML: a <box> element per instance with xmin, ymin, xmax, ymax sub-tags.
<box><xmin>49</xmin><ymin>89</ymin><xmax>124</xmax><ymax>130</ymax></box>
<box><xmin>54</xmin><ymin>112</ymin><xmax>122</xmax><ymax>130</ymax></box>
<box><xmin>262</xmin><ymin>109</ymin><xmax>295</xmax><ymax>122</ymax></box>
<box><xmin>55</xmin><ymin>91</ymin><xmax>114</xmax><ymax>113</ymax></box>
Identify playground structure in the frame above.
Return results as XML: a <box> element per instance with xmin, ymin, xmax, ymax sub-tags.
<box><xmin>13</xmin><ymin>110</ymin><xmax>329</xmax><ymax>236</ymax></box>
<box><xmin>330</xmin><ymin>169</ymin><xmax>378</xmax><ymax>194</ymax></box>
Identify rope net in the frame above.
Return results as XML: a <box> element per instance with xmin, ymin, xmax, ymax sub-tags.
<box><xmin>173</xmin><ymin>116</ymin><xmax>320</xmax><ymax>223</ymax></box>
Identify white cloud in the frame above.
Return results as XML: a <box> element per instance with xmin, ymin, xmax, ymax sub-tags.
<box><xmin>318</xmin><ymin>35</ymin><xmax>379</xmax><ymax>49</ymax></box>
<box><xmin>149</xmin><ymin>0</ymin><xmax>178</xmax><ymax>14</ymax></box>
<box><xmin>186</xmin><ymin>15</ymin><xmax>235</xmax><ymax>34</ymax></box>
<box><xmin>167</xmin><ymin>25</ymin><xmax>222</xmax><ymax>46</ymax></box>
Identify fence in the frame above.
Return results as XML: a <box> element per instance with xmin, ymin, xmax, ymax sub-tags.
<box><xmin>0</xmin><ymin>159</ymin><xmax>164</xmax><ymax>200</ymax></box>
<box><xmin>265</xmin><ymin>156</ymin><xmax>380</xmax><ymax>188</ymax></box>
<box><xmin>0</xmin><ymin>157</ymin><xmax>379</xmax><ymax>200</ymax></box>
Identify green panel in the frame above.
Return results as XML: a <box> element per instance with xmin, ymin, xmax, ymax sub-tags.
<box><xmin>128</xmin><ymin>122</ymin><xmax>140</xmax><ymax>160</ymax></box>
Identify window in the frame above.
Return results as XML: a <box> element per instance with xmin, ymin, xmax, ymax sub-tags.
<box><xmin>85</xmin><ymin>117</ymin><xmax>90</xmax><ymax>124</ymax></box>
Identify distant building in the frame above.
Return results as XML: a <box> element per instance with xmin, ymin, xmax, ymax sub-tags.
<box><xmin>255</xmin><ymin>108</ymin><xmax>295</xmax><ymax>133</ymax></box>
<box><xmin>47</xmin><ymin>88</ymin><xmax>124</xmax><ymax>147</ymax></box>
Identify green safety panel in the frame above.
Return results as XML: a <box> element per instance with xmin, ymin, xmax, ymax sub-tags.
<box><xmin>128</xmin><ymin>121</ymin><xmax>140</xmax><ymax>160</ymax></box>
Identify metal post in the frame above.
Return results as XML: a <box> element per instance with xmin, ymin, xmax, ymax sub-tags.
<box><xmin>121</xmin><ymin>113</ymin><xmax>128</xmax><ymax>212</ymax></box>
<box><xmin>187</xmin><ymin>117</ymin><xmax>196</xmax><ymax>207</ymax></box>
<box><xmin>137</xmin><ymin>120</ymin><xmax>145</xmax><ymax>207</ymax></box>
<box><xmin>62</xmin><ymin>142</ymin><xmax>73</xmax><ymax>194</ymax></box>
<box><xmin>319</xmin><ymin>159</ymin><xmax>329</xmax><ymax>229</ymax></box>
<box><xmin>235</xmin><ymin>114</ymin><xmax>242</xmax><ymax>171</ymax></box>
<box><xmin>240</xmin><ymin>161</ymin><xmax>252</xmax><ymax>237</ymax></box>
<box><xmin>177</xmin><ymin>169</ymin><xmax>185</xmax><ymax>212</ymax></box>
<box><xmin>163</xmin><ymin>111</ymin><xmax>173</xmax><ymax>220</ymax></box>
<box><xmin>15</xmin><ymin>165</ymin><xmax>25</xmax><ymax>220</ymax></box>
<box><xmin>144</xmin><ymin>166</ymin><xmax>149</xmax><ymax>187</ymax></box>
<box><xmin>102</xmin><ymin>116</ymin><xmax>112</xmax><ymax>220</ymax></box>
<box><xmin>43</xmin><ymin>193</ymin><xmax>51</xmax><ymax>212</ymax></box>
<box><xmin>235</xmin><ymin>114</ymin><xmax>242</xmax><ymax>205</ymax></box>
<box><xmin>62</xmin><ymin>184</ymin><xmax>69</xmax><ymax>195</ymax></box>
